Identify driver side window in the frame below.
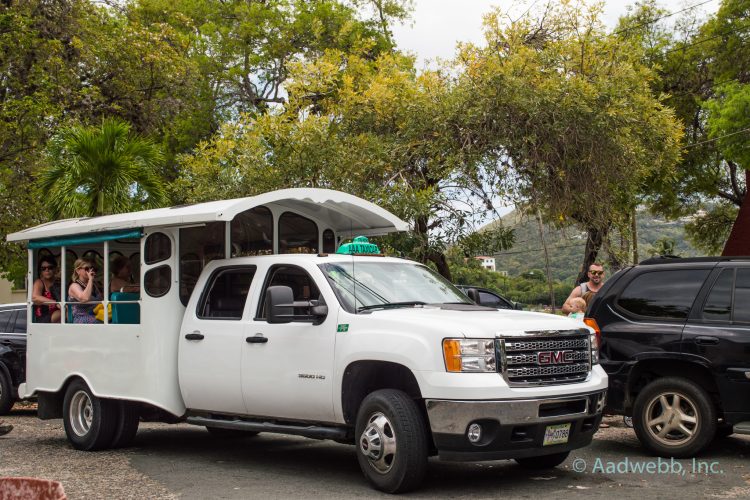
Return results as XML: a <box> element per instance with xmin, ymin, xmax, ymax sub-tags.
<box><xmin>257</xmin><ymin>265</ymin><xmax>321</xmax><ymax>320</ymax></box>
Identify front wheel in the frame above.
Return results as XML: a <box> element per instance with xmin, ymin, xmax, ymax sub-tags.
<box><xmin>62</xmin><ymin>379</ymin><xmax>118</xmax><ymax>451</ymax></box>
<box><xmin>355</xmin><ymin>389</ymin><xmax>428</xmax><ymax>494</ymax></box>
<box><xmin>632</xmin><ymin>377</ymin><xmax>716</xmax><ymax>458</ymax></box>
<box><xmin>515</xmin><ymin>451</ymin><xmax>570</xmax><ymax>469</ymax></box>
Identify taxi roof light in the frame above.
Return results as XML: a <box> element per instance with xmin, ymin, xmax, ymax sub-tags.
<box><xmin>336</xmin><ymin>236</ymin><xmax>381</xmax><ymax>255</ymax></box>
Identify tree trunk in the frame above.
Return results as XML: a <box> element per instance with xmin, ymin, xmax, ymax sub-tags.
<box><xmin>722</xmin><ymin>170</ymin><xmax>750</xmax><ymax>256</ymax></box>
<box><xmin>577</xmin><ymin>225</ymin><xmax>607</xmax><ymax>284</ymax></box>
<box><xmin>415</xmin><ymin>214</ymin><xmax>452</xmax><ymax>281</ymax></box>
<box><xmin>536</xmin><ymin>209</ymin><xmax>556</xmax><ymax>312</ymax></box>
<box><xmin>427</xmin><ymin>251</ymin><xmax>452</xmax><ymax>281</ymax></box>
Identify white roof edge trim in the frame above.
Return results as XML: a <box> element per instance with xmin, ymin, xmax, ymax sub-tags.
<box><xmin>7</xmin><ymin>188</ymin><xmax>410</xmax><ymax>243</ymax></box>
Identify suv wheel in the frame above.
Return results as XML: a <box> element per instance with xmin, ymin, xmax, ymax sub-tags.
<box><xmin>355</xmin><ymin>389</ymin><xmax>428</xmax><ymax>493</ymax></box>
<box><xmin>0</xmin><ymin>368</ymin><xmax>15</xmax><ymax>415</ymax></box>
<box><xmin>632</xmin><ymin>377</ymin><xmax>716</xmax><ymax>457</ymax></box>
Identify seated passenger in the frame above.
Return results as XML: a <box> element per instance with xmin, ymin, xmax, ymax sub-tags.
<box><xmin>32</xmin><ymin>255</ymin><xmax>61</xmax><ymax>323</ymax></box>
<box><xmin>68</xmin><ymin>258</ymin><xmax>103</xmax><ymax>324</ymax></box>
<box><xmin>110</xmin><ymin>256</ymin><xmax>140</xmax><ymax>295</ymax></box>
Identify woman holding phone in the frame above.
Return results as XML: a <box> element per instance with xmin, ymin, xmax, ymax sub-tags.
<box><xmin>68</xmin><ymin>258</ymin><xmax>103</xmax><ymax>324</ymax></box>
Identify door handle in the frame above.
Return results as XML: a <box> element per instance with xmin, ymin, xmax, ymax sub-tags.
<box><xmin>694</xmin><ymin>336</ymin><xmax>719</xmax><ymax>345</ymax></box>
<box><xmin>246</xmin><ymin>335</ymin><xmax>269</xmax><ymax>344</ymax></box>
<box><xmin>185</xmin><ymin>331</ymin><xmax>205</xmax><ymax>341</ymax></box>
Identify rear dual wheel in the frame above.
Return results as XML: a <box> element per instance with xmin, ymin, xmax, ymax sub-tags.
<box><xmin>63</xmin><ymin>379</ymin><xmax>139</xmax><ymax>450</ymax></box>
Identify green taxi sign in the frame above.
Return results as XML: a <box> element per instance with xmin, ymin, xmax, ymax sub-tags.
<box><xmin>336</xmin><ymin>236</ymin><xmax>381</xmax><ymax>255</ymax></box>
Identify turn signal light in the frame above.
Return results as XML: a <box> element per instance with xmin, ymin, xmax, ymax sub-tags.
<box><xmin>443</xmin><ymin>339</ymin><xmax>462</xmax><ymax>372</ymax></box>
<box><xmin>584</xmin><ymin>318</ymin><xmax>601</xmax><ymax>339</ymax></box>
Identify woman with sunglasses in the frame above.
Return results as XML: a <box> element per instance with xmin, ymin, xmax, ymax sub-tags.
<box><xmin>31</xmin><ymin>255</ymin><xmax>61</xmax><ymax>323</ymax></box>
<box><xmin>68</xmin><ymin>258</ymin><xmax>103</xmax><ymax>324</ymax></box>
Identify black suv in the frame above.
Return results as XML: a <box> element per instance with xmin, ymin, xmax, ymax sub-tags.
<box><xmin>0</xmin><ymin>303</ymin><xmax>26</xmax><ymax>415</ymax></box>
<box><xmin>589</xmin><ymin>257</ymin><xmax>750</xmax><ymax>457</ymax></box>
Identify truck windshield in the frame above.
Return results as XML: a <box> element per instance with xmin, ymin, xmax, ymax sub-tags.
<box><xmin>319</xmin><ymin>261</ymin><xmax>473</xmax><ymax>313</ymax></box>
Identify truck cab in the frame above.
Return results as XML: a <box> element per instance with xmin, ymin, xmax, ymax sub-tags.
<box><xmin>8</xmin><ymin>189</ymin><xmax>607</xmax><ymax>493</ymax></box>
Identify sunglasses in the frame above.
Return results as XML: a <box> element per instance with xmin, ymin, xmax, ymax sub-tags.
<box><xmin>589</xmin><ymin>270</ymin><xmax>604</xmax><ymax>276</ymax></box>
<box><xmin>80</xmin><ymin>266</ymin><xmax>97</xmax><ymax>271</ymax></box>
<box><xmin>40</xmin><ymin>266</ymin><xmax>56</xmax><ymax>271</ymax></box>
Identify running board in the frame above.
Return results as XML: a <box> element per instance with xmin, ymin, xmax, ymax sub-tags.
<box><xmin>734</xmin><ymin>422</ymin><xmax>750</xmax><ymax>435</ymax></box>
<box><xmin>186</xmin><ymin>416</ymin><xmax>348</xmax><ymax>440</ymax></box>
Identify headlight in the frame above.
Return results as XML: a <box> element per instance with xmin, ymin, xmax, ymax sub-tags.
<box><xmin>443</xmin><ymin>338</ymin><xmax>496</xmax><ymax>372</ymax></box>
<box><xmin>589</xmin><ymin>331</ymin><xmax>599</xmax><ymax>365</ymax></box>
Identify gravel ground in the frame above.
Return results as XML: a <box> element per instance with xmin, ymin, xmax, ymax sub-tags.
<box><xmin>2</xmin><ymin>403</ymin><xmax>749</xmax><ymax>499</ymax></box>
<box><xmin>0</xmin><ymin>404</ymin><xmax>175</xmax><ymax>500</ymax></box>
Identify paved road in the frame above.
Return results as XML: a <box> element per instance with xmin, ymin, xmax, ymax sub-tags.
<box><xmin>1</xmin><ymin>409</ymin><xmax>749</xmax><ymax>499</ymax></box>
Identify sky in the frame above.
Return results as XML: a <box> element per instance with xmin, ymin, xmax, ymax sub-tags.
<box><xmin>391</xmin><ymin>0</ymin><xmax>721</xmax><ymax>69</ymax></box>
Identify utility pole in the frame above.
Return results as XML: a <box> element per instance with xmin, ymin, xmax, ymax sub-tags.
<box><xmin>536</xmin><ymin>208</ymin><xmax>556</xmax><ymax>313</ymax></box>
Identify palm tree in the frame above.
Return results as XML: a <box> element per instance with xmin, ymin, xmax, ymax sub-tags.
<box><xmin>39</xmin><ymin>119</ymin><xmax>167</xmax><ymax>218</ymax></box>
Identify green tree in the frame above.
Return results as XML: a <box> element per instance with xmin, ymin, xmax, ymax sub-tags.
<box><xmin>38</xmin><ymin>119</ymin><xmax>167</xmax><ymax>218</ymax></box>
<box><xmin>621</xmin><ymin>0</ymin><xmax>750</xmax><ymax>253</ymax></box>
<box><xmin>177</xmin><ymin>51</ymin><xmax>514</xmax><ymax>280</ymax></box>
<box><xmin>455</xmin><ymin>1</ymin><xmax>682</xmax><ymax>282</ymax></box>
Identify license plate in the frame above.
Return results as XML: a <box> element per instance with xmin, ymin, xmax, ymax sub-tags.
<box><xmin>542</xmin><ymin>423</ymin><xmax>571</xmax><ymax>446</ymax></box>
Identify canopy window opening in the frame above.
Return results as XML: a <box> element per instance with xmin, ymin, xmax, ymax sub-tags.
<box><xmin>179</xmin><ymin>222</ymin><xmax>226</xmax><ymax>306</ymax></box>
<box><xmin>278</xmin><ymin>212</ymin><xmax>318</xmax><ymax>254</ymax></box>
<box><xmin>231</xmin><ymin>206</ymin><xmax>274</xmax><ymax>257</ymax></box>
<box><xmin>31</xmin><ymin>238</ymin><xmax>142</xmax><ymax>325</ymax></box>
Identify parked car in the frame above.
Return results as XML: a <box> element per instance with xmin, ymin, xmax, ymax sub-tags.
<box><xmin>455</xmin><ymin>285</ymin><xmax>521</xmax><ymax>310</ymax></box>
<box><xmin>588</xmin><ymin>256</ymin><xmax>750</xmax><ymax>457</ymax></box>
<box><xmin>0</xmin><ymin>303</ymin><xmax>26</xmax><ymax>415</ymax></box>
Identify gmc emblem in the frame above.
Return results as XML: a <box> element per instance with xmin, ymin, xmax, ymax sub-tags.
<box><xmin>538</xmin><ymin>350</ymin><xmax>575</xmax><ymax>365</ymax></box>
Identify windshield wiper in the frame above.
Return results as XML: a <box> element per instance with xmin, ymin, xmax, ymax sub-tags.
<box><xmin>357</xmin><ymin>301</ymin><xmax>427</xmax><ymax>312</ymax></box>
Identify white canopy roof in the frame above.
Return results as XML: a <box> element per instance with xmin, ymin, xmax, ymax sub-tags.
<box><xmin>7</xmin><ymin>188</ymin><xmax>409</xmax><ymax>243</ymax></box>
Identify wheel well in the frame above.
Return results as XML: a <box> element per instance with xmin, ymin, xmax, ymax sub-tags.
<box><xmin>341</xmin><ymin>361</ymin><xmax>423</xmax><ymax>425</ymax></box>
<box><xmin>626</xmin><ymin>360</ymin><xmax>721</xmax><ymax>415</ymax></box>
<box><xmin>37</xmin><ymin>375</ymin><xmax>85</xmax><ymax>420</ymax></box>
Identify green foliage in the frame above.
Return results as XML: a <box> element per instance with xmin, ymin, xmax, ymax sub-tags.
<box><xmin>454</xmin><ymin>1</ymin><xmax>683</xmax><ymax>274</ymax></box>
<box><xmin>685</xmin><ymin>203</ymin><xmax>738</xmax><ymax>255</ymax></box>
<box><xmin>38</xmin><ymin>119</ymin><xmax>167</xmax><ymax>218</ymax></box>
<box><xmin>622</xmin><ymin>0</ymin><xmax>750</xmax><ymax>251</ymax></box>
<box><xmin>448</xmin><ymin>256</ymin><xmax>570</xmax><ymax>308</ymax></box>
<box><xmin>489</xmin><ymin>208</ymin><xmax>701</xmax><ymax>283</ymax></box>
<box><xmin>178</xmin><ymin>50</ymin><xmax>513</xmax><ymax>279</ymax></box>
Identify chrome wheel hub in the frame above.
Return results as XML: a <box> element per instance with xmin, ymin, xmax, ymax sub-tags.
<box><xmin>645</xmin><ymin>392</ymin><xmax>699</xmax><ymax>446</ymax></box>
<box><xmin>69</xmin><ymin>390</ymin><xmax>93</xmax><ymax>437</ymax></box>
<box><xmin>359</xmin><ymin>412</ymin><xmax>397</xmax><ymax>474</ymax></box>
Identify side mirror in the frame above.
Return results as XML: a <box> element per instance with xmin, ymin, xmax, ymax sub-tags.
<box><xmin>266</xmin><ymin>286</ymin><xmax>294</xmax><ymax>324</ymax></box>
<box><xmin>466</xmin><ymin>288</ymin><xmax>480</xmax><ymax>304</ymax></box>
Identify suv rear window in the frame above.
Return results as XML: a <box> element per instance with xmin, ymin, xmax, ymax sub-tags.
<box><xmin>617</xmin><ymin>269</ymin><xmax>710</xmax><ymax>320</ymax></box>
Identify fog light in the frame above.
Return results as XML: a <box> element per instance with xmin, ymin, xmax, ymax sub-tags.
<box><xmin>467</xmin><ymin>423</ymin><xmax>482</xmax><ymax>443</ymax></box>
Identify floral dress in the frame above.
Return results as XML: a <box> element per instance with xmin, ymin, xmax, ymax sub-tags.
<box><xmin>69</xmin><ymin>281</ymin><xmax>103</xmax><ymax>324</ymax></box>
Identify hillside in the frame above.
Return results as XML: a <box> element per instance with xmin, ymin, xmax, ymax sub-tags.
<box><xmin>486</xmin><ymin>210</ymin><xmax>702</xmax><ymax>284</ymax></box>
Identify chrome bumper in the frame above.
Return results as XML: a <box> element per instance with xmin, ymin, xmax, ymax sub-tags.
<box><xmin>425</xmin><ymin>390</ymin><xmax>607</xmax><ymax>434</ymax></box>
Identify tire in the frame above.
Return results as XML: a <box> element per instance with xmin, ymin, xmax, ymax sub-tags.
<box><xmin>62</xmin><ymin>379</ymin><xmax>118</xmax><ymax>451</ymax></box>
<box><xmin>110</xmin><ymin>401</ymin><xmax>140</xmax><ymax>448</ymax></box>
<box><xmin>632</xmin><ymin>377</ymin><xmax>716</xmax><ymax>458</ymax></box>
<box><xmin>515</xmin><ymin>451</ymin><xmax>570</xmax><ymax>469</ymax></box>
<box><xmin>205</xmin><ymin>426</ymin><xmax>260</xmax><ymax>438</ymax></box>
<box><xmin>0</xmin><ymin>367</ymin><xmax>15</xmax><ymax>415</ymax></box>
<box><xmin>354</xmin><ymin>389</ymin><xmax>428</xmax><ymax>494</ymax></box>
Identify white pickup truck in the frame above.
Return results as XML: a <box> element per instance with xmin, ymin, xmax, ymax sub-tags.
<box><xmin>9</xmin><ymin>189</ymin><xmax>607</xmax><ymax>493</ymax></box>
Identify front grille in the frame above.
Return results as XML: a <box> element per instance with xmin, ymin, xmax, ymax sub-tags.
<box><xmin>499</xmin><ymin>330</ymin><xmax>591</xmax><ymax>386</ymax></box>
